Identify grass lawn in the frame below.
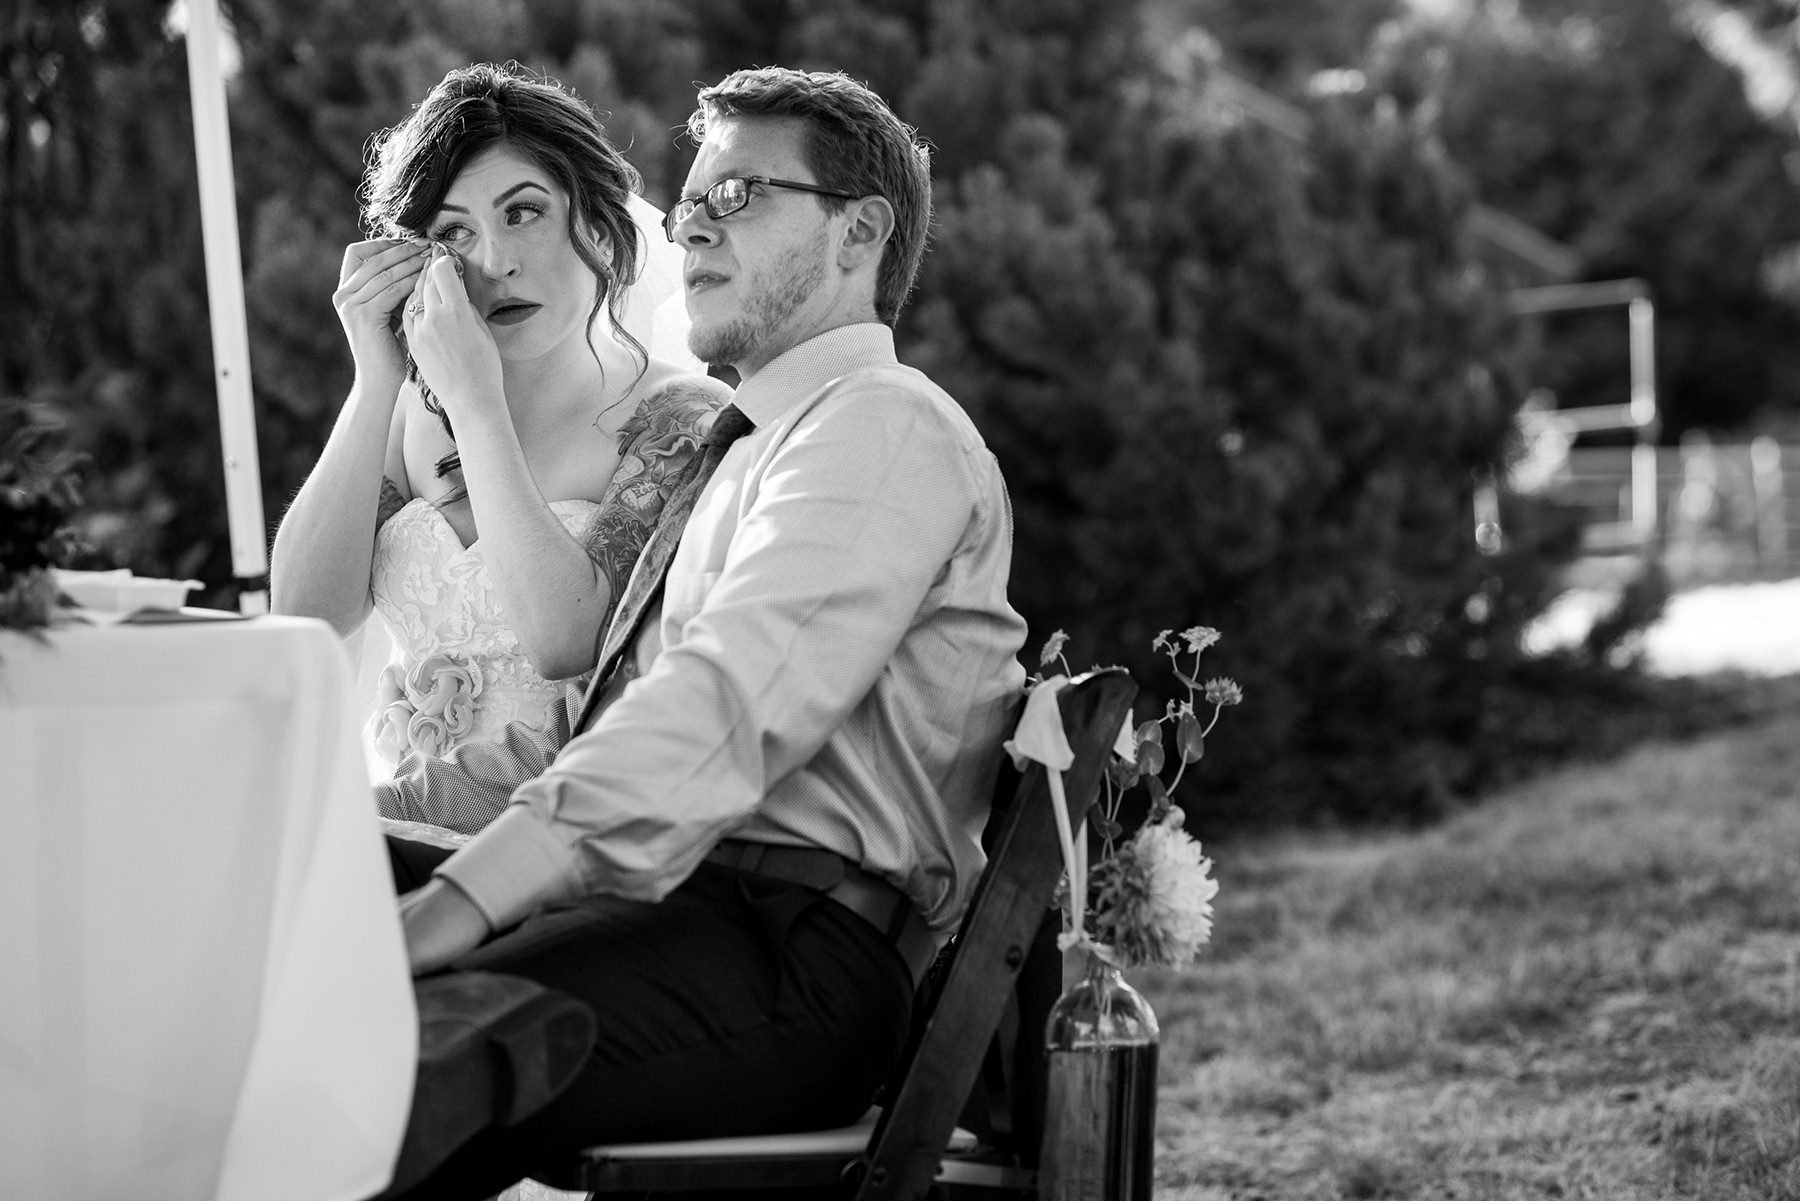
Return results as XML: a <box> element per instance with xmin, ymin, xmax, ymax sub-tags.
<box><xmin>1141</xmin><ymin>687</ymin><xmax>1800</xmax><ymax>1200</ymax></box>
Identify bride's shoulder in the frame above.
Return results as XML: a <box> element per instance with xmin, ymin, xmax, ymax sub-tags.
<box><xmin>636</xmin><ymin>363</ymin><xmax>731</xmax><ymax>428</ymax></box>
<box><xmin>613</xmin><ymin>366</ymin><xmax>729</xmax><ymax>461</ymax></box>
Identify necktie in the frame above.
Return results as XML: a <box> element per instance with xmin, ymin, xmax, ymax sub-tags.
<box><xmin>575</xmin><ymin>403</ymin><xmax>754</xmax><ymax>732</ymax></box>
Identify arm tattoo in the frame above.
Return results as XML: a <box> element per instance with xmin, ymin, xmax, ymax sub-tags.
<box><xmin>578</xmin><ymin>381</ymin><xmax>722</xmax><ymax>624</ymax></box>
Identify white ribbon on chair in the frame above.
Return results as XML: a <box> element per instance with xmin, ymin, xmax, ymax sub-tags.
<box><xmin>1002</xmin><ymin>677</ymin><xmax>1136</xmax><ymax>951</ymax></box>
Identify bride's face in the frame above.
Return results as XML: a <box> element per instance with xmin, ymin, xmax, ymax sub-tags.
<box><xmin>426</xmin><ymin>144</ymin><xmax>605</xmax><ymax>364</ymax></box>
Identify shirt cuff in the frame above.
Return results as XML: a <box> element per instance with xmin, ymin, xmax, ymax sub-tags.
<box><xmin>432</xmin><ymin>804</ymin><xmax>587</xmax><ymax>931</ymax></box>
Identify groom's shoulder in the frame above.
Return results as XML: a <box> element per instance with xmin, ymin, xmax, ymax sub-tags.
<box><xmin>831</xmin><ymin>363</ymin><xmax>986</xmax><ymax>430</ymax></box>
<box><xmin>831</xmin><ymin>361</ymin><xmax>983</xmax><ymax>445</ymax></box>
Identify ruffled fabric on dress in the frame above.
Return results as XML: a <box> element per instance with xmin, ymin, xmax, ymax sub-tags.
<box><xmin>367</xmin><ymin>497</ymin><xmax>600</xmax><ymax>771</ymax></box>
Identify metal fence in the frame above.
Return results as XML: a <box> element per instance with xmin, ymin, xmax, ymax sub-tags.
<box><xmin>1557</xmin><ymin>436</ymin><xmax>1800</xmax><ymax>586</ymax></box>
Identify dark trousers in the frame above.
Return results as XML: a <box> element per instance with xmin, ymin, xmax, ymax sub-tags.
<box><xmin>382</xmin><ymin>837</ymin><xmax>916</xmax><ymax>1201</ymax></box>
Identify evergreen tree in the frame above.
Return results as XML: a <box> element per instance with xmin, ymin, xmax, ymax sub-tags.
<box><xmin>1157</xmin><ymin>0</ymin><xmax>1403</xmax><ymax>90</ymax></box>
<box><xmin>893</xmin><ymin>1</ymin><xmax>1569</xmax><ymax>824</ymax></box>
<box><xmin>1368</xmin><ymin>0</ymin><xmax>1800</xmax><ymax>434</ymax></box>
<box><xmin>2</xmin><ymin>0</ymin><xmax>232</xmax><ymax>582</ymax></box>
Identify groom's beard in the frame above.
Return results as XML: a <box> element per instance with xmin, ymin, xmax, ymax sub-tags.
<box><xmin>689</xmin><ymin>241</ymin><xmax>828</xmax><ymax>370</ymax></box>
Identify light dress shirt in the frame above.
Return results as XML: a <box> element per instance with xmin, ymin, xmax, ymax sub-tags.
<box><xmin>421</xmin><ymin>323</ymin><xmax>1028</xmax><ymax>939</ymax></box>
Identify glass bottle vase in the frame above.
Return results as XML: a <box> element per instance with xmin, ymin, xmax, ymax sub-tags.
<box><xmin>1039</xmin><ymin>950</ymin><xmax>1160</xmax><ymax>1201</ymax></box>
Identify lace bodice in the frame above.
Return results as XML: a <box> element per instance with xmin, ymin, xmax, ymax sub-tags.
<box><xmin>367</xmin><ymin>498</ymin><xmax>599</xmax><ymax>768</ymax></box>
<box><xmin>362</xmin><ymin>377</ymin><xmax>724</xmax><ymax>776</ymax></box>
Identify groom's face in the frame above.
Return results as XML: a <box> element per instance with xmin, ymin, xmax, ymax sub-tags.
<box><xmin>674</xmin><ymin>115</ymin><xmax>846</xmax><ymax>377</ymax></box>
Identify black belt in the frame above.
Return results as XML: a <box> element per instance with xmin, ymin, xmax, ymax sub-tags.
<box><xmin>703</xmin><ymin>839</ymin><xmax>938</xmax><ymax>988</ymax></box>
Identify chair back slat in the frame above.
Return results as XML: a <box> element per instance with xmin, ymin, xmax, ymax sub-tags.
<box><xmin>854</xmin><ymin>669</ymin><xmax>1136</xmax><ymax>1201</ymax></box>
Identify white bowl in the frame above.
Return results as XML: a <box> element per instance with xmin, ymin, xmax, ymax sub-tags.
<box><xmin>54</xmin><ymin>569</ymin><xmax>200</xmax><ymax>613</ymax></box>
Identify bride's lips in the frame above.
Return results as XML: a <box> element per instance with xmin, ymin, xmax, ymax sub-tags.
<box><xmin>487</xmin><ymin>301</ymin><xmax>540</xmax><ymax>325</ymax></box>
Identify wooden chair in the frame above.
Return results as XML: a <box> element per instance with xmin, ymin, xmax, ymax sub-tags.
<box><xmin>561</xmin><ymin>668</ymin><xmax>1136</xmax><ymax>1201</ymax></box>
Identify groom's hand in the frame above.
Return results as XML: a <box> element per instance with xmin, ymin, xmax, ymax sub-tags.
<box><xmin>399</xmin><ymin>877</ymin><xmax>491</xmax><ymax>976</ymax></box>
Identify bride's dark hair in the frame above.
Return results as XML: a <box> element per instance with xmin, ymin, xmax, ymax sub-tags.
<box><xmin>361</xmin><ymin>61</ymin><xmax>648</xmax><ymax>484</ymax></box>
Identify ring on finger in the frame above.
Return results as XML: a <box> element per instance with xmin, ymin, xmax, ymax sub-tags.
<box><xmin>407</xmin><ymin>301</ymin><xmax>425</xmax><ymax>317</ymax></box>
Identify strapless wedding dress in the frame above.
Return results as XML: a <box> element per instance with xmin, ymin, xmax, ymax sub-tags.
<box><xmin>366</xmin><ymin>496</ymin><xmax>598</xmax><ymax>772</ymax></box>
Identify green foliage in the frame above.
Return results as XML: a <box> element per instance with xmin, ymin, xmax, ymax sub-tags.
<box><xmin>1364</xmin><ymin>0</ymin><xmax>1800</xmax><ymax>437</ymax></box>
<box><xmin>0</xmin><ymin>397</ymin><xmax>93</xmax><ymax>630</ymax></box>
<box><xmin>2</xmin><ymin>1</ymin><xmax>231</xmax><ymax>583</ymax></box>
<box><xmin>904</xmin><ymin>6</ymin><xmax>1591</xmax><ymax>829</ymax></box>
<box><xmin>1191</xmin><ymin>0</ymin><xmax>1800</xmax><ymax>438</ymax></box>
<box><xmin>0</xmin><ymin>398</ymin><xmax>88</xmax><ymax>576</ymax></box>
<box><xmin>1157</xmin><ymin>0</ymin><xmax>1403</xmax><ymax>88</ymax></box>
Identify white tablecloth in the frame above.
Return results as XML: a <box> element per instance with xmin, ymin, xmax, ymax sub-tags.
<box><xmin>0</xmin><ymin>614</ymin><xmax>416</xmax><ymax>1201</ymax></box>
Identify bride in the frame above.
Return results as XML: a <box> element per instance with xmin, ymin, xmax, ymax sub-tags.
<box><xmin>271</xmin><ymin>63</ymin><xmax>726</xmax><ymax>833</ymax></box>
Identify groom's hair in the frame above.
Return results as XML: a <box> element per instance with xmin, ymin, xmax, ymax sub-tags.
<box><xmin>688</xmin><ymin>68</ymin><xmax>932</xmax><ymax>326</ymax></box>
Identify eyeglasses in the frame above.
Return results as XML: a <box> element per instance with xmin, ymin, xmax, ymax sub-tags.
<box><xmin>663</xmin><ymin>176</ymin><xmax>860</xmax><ymax>241</ymax></box>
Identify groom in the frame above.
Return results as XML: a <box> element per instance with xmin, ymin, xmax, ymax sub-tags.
<box><xmin>379</xmin><ymin>66</ymin><xmax>1028</xmax><ymax>1199</ymax></box>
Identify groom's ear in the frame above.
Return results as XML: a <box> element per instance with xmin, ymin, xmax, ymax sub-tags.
<box><xmin>835</xmin><ymin>196</ymin><xmax>894</xmax><ymax>271</ymax></box>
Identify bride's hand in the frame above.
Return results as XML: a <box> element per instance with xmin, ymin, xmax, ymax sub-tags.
<box><xmin>333</xmin><ymin>238</ymin><xmax>432</xmax><ymax>386</ymax></box>
<box><xmin>400</xmin><ymin>246</ymin><xmax>506</xmax><ymax>426</ymax></box>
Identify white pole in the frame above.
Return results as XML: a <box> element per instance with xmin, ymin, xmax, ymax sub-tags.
<box><xmin>182</xmin><ymin>0</ymin><xmax>269</xmax><ymax>614</ymax></box>
<box><xmin>1627</xmin><ymin>296</ymin><xmax>1659</xmax><ymax>547</ymax></box>
<box><xmin>1627</xmin><ymin>296</ymin><xmax>1656</xmax><ymax>429</ymax></box>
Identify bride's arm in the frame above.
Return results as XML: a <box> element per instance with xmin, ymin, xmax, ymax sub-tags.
<box><xmin>453</xmin><ymin>382</ymin><xmax>718</xmax><ymax>673</ymax></box>
<box><xmin>452</xmin><ymin>406</ymin><xmax>615</xmax><ymax>680</ymax></box>
<box><xmin>272</xmin><ymin>238</ymin><xmax>427</xmax><ymax>634</ymax></box>
<box><xmin>401</xmin><ymin>250</ymin><xmax>624</xmax><ymax>680</ymax></box>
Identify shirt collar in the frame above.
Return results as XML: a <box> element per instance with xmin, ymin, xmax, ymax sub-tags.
<box><xmin>730</xmin><ymin>324</ymin><xmax>897</xmax><ymax>430</ymax></box>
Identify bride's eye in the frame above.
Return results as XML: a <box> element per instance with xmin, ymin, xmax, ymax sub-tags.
<box><xmin>506</xmin><ymin>202</ymin><xmax>546</xmax><ymax>227</ymax></box>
